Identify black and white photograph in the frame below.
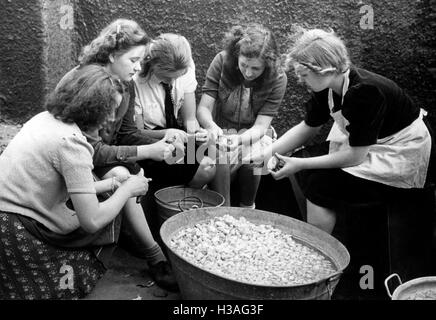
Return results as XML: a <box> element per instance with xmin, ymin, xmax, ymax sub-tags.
<box><xmin>0</xmin><ymin>0</ymin><xmax>435</xmax><ymax>313</ymax></box>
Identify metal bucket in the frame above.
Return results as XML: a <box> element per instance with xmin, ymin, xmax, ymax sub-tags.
<box><xmin>154</xmin><ymin>186</ymin><xmax>225</xmax><ymax>223</ymax></box>
<box><xmin>385</xmin><ymin>274</ymin><xmax>436</xmax><ymax>300</ymax></box>
<box><xmin>160</xmin><ymin>207</ymin><xmax>350</xmax><ymax>300</ymax></box>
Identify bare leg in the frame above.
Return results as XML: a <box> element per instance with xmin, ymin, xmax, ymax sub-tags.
<box><xmin>209</xmin><ymin>164</ymin><xmax>231</xmax><ymax>206</ymax></box>
<box><xmin>289</xmin><ymin>174</ymin><xmax>307</xmax><ymax>220</ymax></box>
<box><xmin>122</xmin><ymin>198</ymin><xmax>162</xmax><ymax>252</ymax></box>
<box><xmin>101</xmin><ymin>166</ymin><xmax>178</xmax><ymax>291</ymax></box>
<box><xmin>188</xmin><ymin>156</ymin><xmax>216</xmax><ymax>189</ymax></box>
<box><xmin>238</xmin><ymin>164</ymin><xmax>261</xmax><ymax>207</ymax></box>
<box><xmin>306</xmin><ymin>199</ymin><xmax>337</xmax><ymax>234</ymax></box>
<box><xmin>101</xmin><ymin>167</ymin><xmax>164</xmax><ymax>261</ymax></box>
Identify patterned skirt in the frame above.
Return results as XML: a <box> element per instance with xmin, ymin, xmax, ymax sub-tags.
<box><xmin>0</xmin><ymin>212</ymin><xmax>106</xmax><ymax>300</ymax></box>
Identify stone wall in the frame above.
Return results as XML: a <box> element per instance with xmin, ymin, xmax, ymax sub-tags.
<box><xmin>1</xmin><ymin>0</ymin><xmax>435</xmax><ymax>135</ymax></box>
<box><xmin>0</xmin><ymin>0</ymin><xmax>45</xmax><ymax>121</ymax></box>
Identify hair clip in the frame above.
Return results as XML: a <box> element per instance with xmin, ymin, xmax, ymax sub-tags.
<box><xmin>298</xmin><ymin>62</ymin><xmax>336</xmax><ymax>74</ymax></box>
<box><xmin>116</xmin><ymin>24</ymin><xmax>121</xmax><ymax>35</ymax></box>
<box><xmin>318</xmin><ymin>67</ymin><xmax>337</xmax><ymax>74</ymax></box>
<box><xmin>108</xmin><ymin>77</ymin><xmax>115</xmax><ymax>87</ymax></box>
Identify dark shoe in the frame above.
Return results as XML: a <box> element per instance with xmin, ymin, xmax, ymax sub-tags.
<box><xmin>148</xmin><ymin>261</ymin><xmax>179</xmax><ymax>292</ymax></box>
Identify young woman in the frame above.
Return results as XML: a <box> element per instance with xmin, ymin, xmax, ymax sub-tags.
<box><xmin>197</xmin><ymin>24</ymin><xmax>287</xmax><ymax>207</ymax></box>
<box><xmin>250</xmin><ymin>28</ymin><xmax>434</xmax><ymax>234</ymax></box>
<box><xmin>0</xmin><ymin>65</ymin><xmax>176</xmax><ymax>299</ymax></box>
<box><xmin>58</xmin><ymin>19</ymin><xmax>176</xmax><ymax>176</ymax></box>
<box><xmin>133</xmin><ymin>33</ymin><xmax>215</xmax><ymax>190</ymax></box>
<box><xmin>57</xmin><ymin>19</ymin><xmax>179</xmax><ymax>291</ymax></box>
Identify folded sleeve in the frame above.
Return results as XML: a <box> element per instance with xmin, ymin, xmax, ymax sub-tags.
<box><xmin>202</xmin><ymin>52</ymin><xmax>225</xmax><ymax>99</ymax></box>
<box><xmin>342</xmin><ymin>84</ymin><xmax>386</xmax><ymax>146</ymax></box>
<box><xmin>55</xmin><ymin>134</ymin><xmax>96</xmax><ymax>194</ymax></box>
<box><xmin>257</xmin><ymin>73</ymin><xmax>288</xmax><ymax>117</ymax></box>
<box><xmin>182</xmin><ymin>62</ymin><xmax>198</xmax><ymax>93</ymax></box>
<box><xmin>83</xmin><ymin>130</ymin><xmax>138</xmax><ymax>166</ymax></box>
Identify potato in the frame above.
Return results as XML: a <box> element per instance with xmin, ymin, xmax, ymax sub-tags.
<box><xmin>170</xmin><ymin>215</ymin><xmax>336</xmax><ymax>286</ymax></box>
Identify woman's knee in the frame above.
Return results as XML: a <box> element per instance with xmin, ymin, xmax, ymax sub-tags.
<box><xmin>198</xmin><ymin>157</ymin><xmax>216</xmax><ymax>182</ymax></box>
<box><xmin>191</xmin><ymin>157</ymin><xmax>216</xmax><ymax>187</ymax></box>
<box><xmin>101</xmin><ymin>166</ymin><xmax>131</xmax><ymax>180</ymax></box>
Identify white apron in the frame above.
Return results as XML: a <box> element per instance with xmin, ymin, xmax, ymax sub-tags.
<box><xmin>326</xmin><ymin>70</ymin><xmax>431</xmax><ymax>189</ymax></box>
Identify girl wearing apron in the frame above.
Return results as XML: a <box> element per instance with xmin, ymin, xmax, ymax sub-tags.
<box><xmin>249</xmin><ymin>28</ymin><xmax>434</xmax><ymax>234</ymax></box>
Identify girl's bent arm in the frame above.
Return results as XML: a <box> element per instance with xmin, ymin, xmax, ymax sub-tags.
<box><xmin>197</xmin><ymin>94</ymin><xmax>218</xmax><ymax>130</ymax></box>
<box><xmin>182</xmin><ymin>92</ymin><xmax>200</xmax><ymax>133</ymax></box>
<box><xmin>70</xmin><ymin>188</ymin><xmax>132</xmax><ymax>234</ymax></box>
<box><xmin>298</xmin><ymin>145</ymin><xmax>370</xmax><ymax>170</ymax></box>
<box><xmin>239</xmin><ymin>115</ymin><xmax>273</xmax><ymax>145</ymax></box>
<box><xmin>268</xmin><ymin>121</ymin><xmax>321</xmax><ymax>156</ymax></box>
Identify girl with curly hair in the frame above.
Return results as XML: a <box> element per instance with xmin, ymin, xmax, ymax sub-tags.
<box><xmin>59</xmin><ymin>18</ymin><xmax>175</xmax><ymax>172</ymax></box>
<box><xmin>56</xmin><ymin>19</ymin><xmax>178</xmax><ymax>292</ymax></box>
<box><xmin>0</xmin><ymin>65</ymin><xmax>159</xmax><ymax>299</ymax></box>
<box><xmin>197</xmin><ymin>23</ymin><xmax>288</xmax><ymax>207</ymax></box>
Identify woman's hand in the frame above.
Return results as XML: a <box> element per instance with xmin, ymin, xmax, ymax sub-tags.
<box><xmin>270</xmin><ymin>153</ymin><xmax>304</xmax><ymax>180</ymax></box>
<box><xmin>164</xmin><ymin>128</ymin><xmax>188</xmax><ymax>144</ymax></box>
<box><xmin>223</xmin><ymin>134</ymin><xmax>241</xmax><ymax>152</ymax></box>
<box><xmin>194</xmin><ymin>128</ymin><xmax>209</xmax><ymax>144</ymax></box>
<box><xmin>243</xmin><ymin>147</ymin><xmax>272</xmax><ymax>168</ymax></box>
<box><xmin>185</xmin><ymin>118</ymin><xmax>201</xmax><ymax>134</ymax></box>
<box><xmin>119</xmin><ymin>169</ymin><xmax>150</xmax><ymax>198</ymax></box>
<box><xmin>206</xmin><ymin>124</ymin><xmax>223</xmax><ymax>144</ymax></box>
<box><xmin>147</xmin><ymin>139</ymin><xmax>176</xmax><ymax>161</ymax></box>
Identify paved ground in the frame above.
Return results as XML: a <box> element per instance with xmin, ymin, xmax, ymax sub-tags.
<box><xmin>84</xmin><ymin>246</ymin><xmax>181</xmax><ymax>300</ymax></box>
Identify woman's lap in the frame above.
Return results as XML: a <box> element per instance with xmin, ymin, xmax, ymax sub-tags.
<box><xmin>294</xmin><ymin>142</ymin><xmax>403</xmax><ymax>210</ymax></box>
<box><xmin>0</xmin><ymin>212</ymin><xmax>105</xmax><ymax>300</ymax></box>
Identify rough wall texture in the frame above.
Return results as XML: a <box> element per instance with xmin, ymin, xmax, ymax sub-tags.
<box><xmin>41</xmin><ymin>0</ymin><xmax>77</xmax><ymax>94</ymax></box>
<box><xmin>0</xmin><ymin>0</ymin><xmax>45</xmax><ymax>122</ymax></box>
<box><xmin>1</xmin><ymin>0</ymin><xmax>435</xmax><ymax>136</ymax></box>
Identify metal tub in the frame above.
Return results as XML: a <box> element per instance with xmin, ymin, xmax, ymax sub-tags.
<box><xmin>385</xmin><ymin>274</ymin><xmax>436</xmax><ymax>300</ymax></box>
<box><xmin>160</xmin><ymin>207</ymin><xmax>350</xmax><ymax>300</ymax></box>
<box><xmin>155</xmin><ymin>186</ymin><xmax>225</xmax><ymax>223</ymax></box>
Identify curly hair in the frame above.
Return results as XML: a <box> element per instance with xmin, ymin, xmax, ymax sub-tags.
<box><xmin>46</xmin><ymin>65</ymin><xmax>124</xmax><ymax>131</ymax></box>
<box><xmin>79</xmin><ymin>19</ymin><xmax>151</xmax><ymax>66</ymax></box>
<box><xmin>222</xmin><ymin>23</ymin><xmax>282</xmax><ymax>87</ymax></box>
<box><xmin>286</xmin><ymin>26</ymin><xmax>351</xmax><ymax>75</ymax></box>
<box><xmin>139</xmin><ymin>33</ymin><xmax>193</xmax><ymax>78</ymax></box>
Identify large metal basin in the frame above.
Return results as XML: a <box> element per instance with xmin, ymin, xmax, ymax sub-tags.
<box><xmin>160</xmin><ymin>207</ymin><xmax>350</xmax><ymax>300</ymax></box>
<box><xmin>385</xmin><ymin>274</ymin><xmax>436</xmax><ymax>300</ymax></box>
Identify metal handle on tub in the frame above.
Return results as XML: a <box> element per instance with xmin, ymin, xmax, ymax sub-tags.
<box><xmin>384</xmin><ymin>273</ymin><xmax>402</xmax><ymax>298</ymax></box>
<box><xmin>326</xmin><ymin>271</ymin><xmax>343</xmax><ymax>299</ymax></box>
<box><xmin>177</xmin><ymin>196</ymin><xmax>204</xmax><ymax>212</ymax></box>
